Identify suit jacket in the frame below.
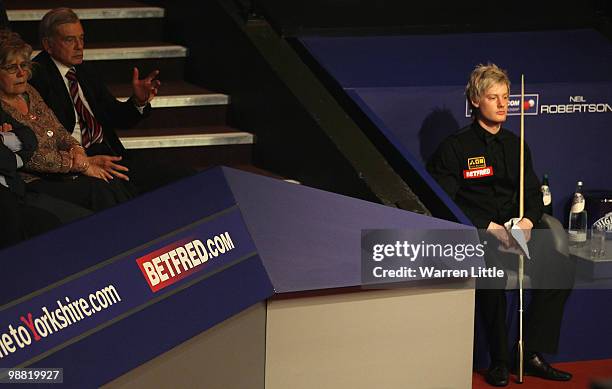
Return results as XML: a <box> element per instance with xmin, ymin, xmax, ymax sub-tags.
<box><xmin>0</xmin><ymin>111</ymin><xmax>38</xmax><ymax>196</ymax></box>
<box><xmin>30</xmin><ymin>50</ymin><xmax>151</xmax><ymax>157</ymax></box>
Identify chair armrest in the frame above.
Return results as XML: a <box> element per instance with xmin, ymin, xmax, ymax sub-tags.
<box><xmin>540</xmin><ymin>214</ymin><xmax>569</xmax><ymax>257</ymax></box>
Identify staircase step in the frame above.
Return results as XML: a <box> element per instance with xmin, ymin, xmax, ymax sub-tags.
<box><xmin>127</xmin><ymin>144</ymin><xmax>254</xmax><ymax>171</ymax></box>
<box><xmin>84</xmin><ymin>43</ymin><xmax>186</xmax><ymax>83</ymax></box>
<box><xmin>108</xmin><ymin>81</ymin><xmax>229</xmax><ymax>128</ymax></box>
<box><xmin>117</xmin><ymin>93</ymin><xmax>229</xmax><ymax>109</ymax></box>
<box><xmin>90</xmin><ymin>57</ymin><xmax>185</xmax><ymax>84</ymax></box>
<box><xmin>30</xmin><ymin>43</ymin><xmax>188</xmax><ymax>83</ymax></box>
<box><xmin>138</xmin><ymin>105</ymin><xmax>229</xmax><ymax>128</ymax></box>
<box><xmin>7</xmin><ymin>1</ymin><xmax>165</xmax><ymax>45</ymax></box>
<box><xmin>109</xmin><ymin>81</ymin><xmax>229</xmax><ymax>108</ymax></box>
<box><xmin>32</xmin><ymin>43</ymin><xmax>187</xmax><ymax>61</ymax></box>
<box><xmin>117</xmin><ymin>126</ymin><xmax>254</xmax><ymax>150</ymax></box>
<box><xmin>81</xmin><ymin>44</ymin><xmax>186</xmax><ymax>60</ymax></box>
<box><xmin>6</xmin><ymin>3</ymin><xmax>163</xmax><ymax>21</ymax></box>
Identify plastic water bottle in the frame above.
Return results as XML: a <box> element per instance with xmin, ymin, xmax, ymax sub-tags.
<box><xmin>568</xmin><ymin>181</ymin><xmax>587</xmax><ymax>246</ymax></box>
<box><xmin>541</xmin><ymin>174</ymin><xmax>553</xmax><ymax>215</ymax></box>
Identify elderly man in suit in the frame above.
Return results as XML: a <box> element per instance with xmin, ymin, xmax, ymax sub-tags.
<box><xmin>30</xmin><ymin>7</ymin><xmax>190</xmax><ymax>194</ymax></box>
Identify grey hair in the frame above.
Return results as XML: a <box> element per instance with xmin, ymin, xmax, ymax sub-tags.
<box><xmin>0</xmin><ymin>29</ymin><xmax>33</xmax><ymax>79</ymax></box>
<box><xmin>465</xmin><ymin>63</ymin><xmax>510</xmax><ymax>116</ymax></box>
<box><xmin>39</xmin><ymin>8</ymin><xmax>80</xmax><ymax>43</ymax></box>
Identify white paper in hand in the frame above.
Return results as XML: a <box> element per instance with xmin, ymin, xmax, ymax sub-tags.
<box><xmin>503</xmin><ymin>218</ymin><xmax>531</xmax><ymax>259</ymax></box>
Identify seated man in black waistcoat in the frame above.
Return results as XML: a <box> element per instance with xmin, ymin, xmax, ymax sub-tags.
<box><xmin>427</xmin><ymin>63</ymin><xmax>574</xmax><ymax>387</ymax></box>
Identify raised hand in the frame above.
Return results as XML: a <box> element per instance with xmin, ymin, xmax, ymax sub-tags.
<box><xmin>132</xmin><ymin>67</ymin><xmax>161</xmax><ymax>106</ymax></box>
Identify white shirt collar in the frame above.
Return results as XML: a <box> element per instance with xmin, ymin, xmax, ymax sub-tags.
<box><xmin>50</xmin><ymin>55</ymin><xmax>74</xmax><ymax>78</ymax></box>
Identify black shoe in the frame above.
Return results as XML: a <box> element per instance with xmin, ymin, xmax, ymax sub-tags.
<box><xmin>485</xmin><ymin>362</ymin><xmax>509</xmax><ymax>387</ymax></box>
<box><xmin>524</xmin><ymin>353</ymin><xmax>572</xmax><ymax>381</ymax></box>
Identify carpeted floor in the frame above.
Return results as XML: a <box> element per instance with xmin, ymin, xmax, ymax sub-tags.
<box><xmin>473</xmin><ymin>359</ymin><xmax>612</xmax><ymax>389</ymax></box>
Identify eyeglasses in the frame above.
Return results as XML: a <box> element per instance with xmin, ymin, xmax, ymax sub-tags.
<box><xmin>0</xmin><ymin>61</ymin><xmax>32</xmax><ymax>74</ymax></box>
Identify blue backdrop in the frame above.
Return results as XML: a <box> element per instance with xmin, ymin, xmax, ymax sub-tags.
<box><xmin>301</xmin><ymin>29</ymin><xmax>612</xmax><ymax>224</ymax></box>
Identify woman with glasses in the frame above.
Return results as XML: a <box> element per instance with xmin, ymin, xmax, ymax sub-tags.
<box><xmin>0</xmin><ymin>29</ymin><xmax>133</xmax><ymax>212</ymax></box>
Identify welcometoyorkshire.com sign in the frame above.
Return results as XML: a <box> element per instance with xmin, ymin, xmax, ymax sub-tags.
<box><xmin>0</xmin><ymin>206</ymin><xmax>257</xmax><ymax>368</ymax></box>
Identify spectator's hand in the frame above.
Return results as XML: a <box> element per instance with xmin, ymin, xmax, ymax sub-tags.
<box><xmin>83</xmin><ymin>163</ymin><xmax>113</xmax><ymax>182</ymax></box>
<box><xmin>88</xmin><ymin>155</ymin><xmax>129</xmax><ymax>181</ymax></box>
<box><xmin>1</xmin><ymin>123</ymin><xmax>13</xmax><ymax>132</ymax></box>
<box><xmin>515</xmin><ymin>218</ymin><xmax>534</xmax><ymax>243</ymax></box>
<box><xmin>132</xmin><ymin>67</ymin><xmax>160</xmax><ymax>106</ymax></box>
<box><xmin>487</xmin><ymin>222</ymin><xmax>514</xmax><ymax>248</ymax></box>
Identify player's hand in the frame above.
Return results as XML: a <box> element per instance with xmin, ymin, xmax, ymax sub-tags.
<box><xmin>487</xmin><ymin>222</ymin><xmax>514</xmax><ymax>248</ymax></box>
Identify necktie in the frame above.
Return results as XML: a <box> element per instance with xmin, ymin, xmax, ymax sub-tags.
<box><xmin>65</xmin><ymin>68</ymin><xmax>103</xmax><ymax>148</ymax></box>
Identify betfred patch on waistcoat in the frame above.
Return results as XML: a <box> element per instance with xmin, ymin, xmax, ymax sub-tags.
<box><xmin>464</xmin><ymin>156</ymin><xmax>494</xmax><ymax>179</ymax></box>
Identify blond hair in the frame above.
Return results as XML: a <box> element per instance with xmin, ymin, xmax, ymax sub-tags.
<box><xmin>466</xmin><ymin>63</ymin><xmax>510</xmax><ymax>115</ymax></box>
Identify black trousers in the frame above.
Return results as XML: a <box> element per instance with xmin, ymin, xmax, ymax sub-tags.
<box><xmin>1</xmin><ymin>186</ymin><xmax>91</xmax><ymax>249</ymax></box>
<box><xmin>477</xmin><ymin>221</ymin><xmax>575</xmax><ymax>364</ymax></box>
<box><xmin>87</xmin><ymin>143</ymin><xmax>195</xmax><ymax>195</ymax></box>
<box><xmin>27</xmin><ymin>175</ymin><xmax>133</xmax><ymax>212</ymax></box>
<box><xmin>477</xmin><ymin>289</ymin><xmax>572</xmax><ymax>364</ymax></box>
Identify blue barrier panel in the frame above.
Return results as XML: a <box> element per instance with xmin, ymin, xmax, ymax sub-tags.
<box><xmin>224</xmin><ymin>167</ymin><xmax>478</xmax><ymax>292</ymax></box>
<box><xmin>0</xmin><ymin>168</ymin><xmax>239</xmax><ymax>304</ymax></box>
<box><xmin>0</xmin><ymin>168</ymin><xmax>274</xmax><ymax>387</ymax></box>
<box><xmin>30</xmin><ymin>255</ymin><xmax>270</xmax><ymax>387</ymax></box>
